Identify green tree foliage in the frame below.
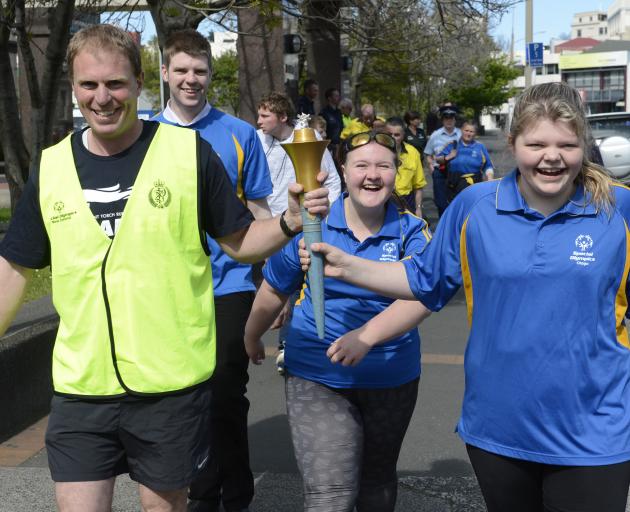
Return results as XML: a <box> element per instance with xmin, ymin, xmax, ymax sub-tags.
<box><xmin>448</xmin><ymin>55</ymin><xmax>520</xmax><ymax>126</ymax></box>
<box><xmin>361</xmin><ymin>52</ymin><xmax>416</xmax><ymax>116</ymax></box>
<box><xmin>209</xmin><ymin>50</ymin><xmax>239</xmax><ymax>115</ymax></box>
<box><xmin>140</xmin><ymin>36</ymin><xmax>162</xmax><ymax>111</ymax></box>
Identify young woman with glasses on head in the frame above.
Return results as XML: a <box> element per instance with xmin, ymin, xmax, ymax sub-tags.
<box><xmin>244</xmin><ymin>131</ymin><xmax>432</xmax><ymax>512</ymax></box>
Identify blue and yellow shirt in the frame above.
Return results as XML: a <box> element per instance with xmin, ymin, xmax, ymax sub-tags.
<box><xmin>404</xmin><ymin>170</ymin><xmax>630</xmax><ymax>465</ymax></box>
<box><xmin>154</xmin><ymin>104</ymin><xmax>272</xmax><ymax>296</ymax></box>
<box><xmin>264</xmin><ymin>194</ymin><xmax>431</xmax><ymax>388</ymax></box>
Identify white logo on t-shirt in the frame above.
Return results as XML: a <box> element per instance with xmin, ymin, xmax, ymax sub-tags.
<box><xmin>83</xmin><ymin>184</ymin><xmax>132</xmax><ymax>204</ymax></box>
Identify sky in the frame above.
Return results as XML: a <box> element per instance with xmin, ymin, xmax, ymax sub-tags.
<box><xmin>490</xmin><ymin>0</ymin><xmax>612</xmax><ymax>49</ymax></box>
<box><xmin>121</xmin><ymin>1</ymin><xmax>611</xmax><ymax>47</ymax></box>
<box><xmin>103</xmin><ymin>12</ymin><xmax>215</xmax><ymax>44</ymax></box>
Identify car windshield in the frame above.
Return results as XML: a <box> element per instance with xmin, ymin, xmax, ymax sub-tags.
<box><xmin>589</xmin><ymin>115</ymin><xmax>630</xmax><ymax>139</ymax></box>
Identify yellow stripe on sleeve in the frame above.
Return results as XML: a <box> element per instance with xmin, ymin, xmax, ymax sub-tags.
<box><xmin>459</xmin><ymin>216</ymin><xmax>473</xmax><ymax>326</ymax></box>
<box><xmin>232</xmin><ymin>135</ymin><xmax>246</xmax><ymax>204</ymax></box>
<box><xmin>615</xmin><ymin>221</ymin><xmax>630</xmax><ymax>348</ymax></box>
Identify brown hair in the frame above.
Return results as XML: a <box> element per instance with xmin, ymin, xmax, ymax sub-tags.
<box><xmin>66</xmin><ymin>24</ymin><xmax>141</xmax><ymax>81</ymax></box>
<box><xmin>309</xmin><ymin>115</ymin><xmax>327</xmax><ymax>130</ymax></box>
<box><xmin>510</xmin><ymin>82</ymin><xmax>613</xmax><ymax>212</ymax></box>
<box><xmin>257</xmin><ymin>92</ymin><xmax>295</xmax><ymax>120</ymax></box>
<box><xmin>163</xmin><ymin>29</ymin><xmax>212</xmax><ymax>69</ymax></box>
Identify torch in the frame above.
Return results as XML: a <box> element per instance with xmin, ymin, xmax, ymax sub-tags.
<box><xmin>281</xmin><ymin>114</ymin><xmax>329</xmax><ymax>339</ymax></box>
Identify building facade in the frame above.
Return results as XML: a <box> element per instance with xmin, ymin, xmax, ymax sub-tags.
<box><xmin>571</xmin><ymin>10</ymin><xmax>608</xmax><ymax>40</ymax></box>
<box><xmin>608</xmin><ymin>0</ymin><xmax>630</xmax><ymax>40</ymax></box>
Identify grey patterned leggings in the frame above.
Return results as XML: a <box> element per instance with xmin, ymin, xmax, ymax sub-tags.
<box><xmin>285</xmin><ymin>374</ymin><xmax>419</xmax><ymax>512</ymax></box>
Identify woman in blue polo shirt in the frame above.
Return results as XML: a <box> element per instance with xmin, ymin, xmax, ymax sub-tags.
<box><xmin>301</xmin><ymin>82</ymin><xmax>630</xmax><ymax>512</ymax></box>
<box><xmin>244</xmin><ymin>131</ymin><xmax>431</xmax><ymax>511</ymax></box>
<box><xmin>437</xmin><ymin>121</ymin><xmax>494</xmax><ymax>204</ymax></box>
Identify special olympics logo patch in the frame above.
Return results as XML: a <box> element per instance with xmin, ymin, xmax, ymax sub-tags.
<box><xmin>575</xmin><ymin>234</ymin><xmax>593</xmax><ymax>252</ymax></box>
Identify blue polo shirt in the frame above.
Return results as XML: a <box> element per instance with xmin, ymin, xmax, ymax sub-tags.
<box><xmin>154</xmin><ymin>104</ymin><xmax>272</xmax><ymax>296</ymax></box>
<box><xmin>404</xmin><ymin>170</ymin><xmax>630</xmax><ymax>465</ymax></box>
<box><xmin>439</xmin><ymin>139</ymin><xmax>493</xmax><ymax>176</ymax></box>
<box><xmin>264</xmin><ymin>195</ymin><xmax>431</xmax><ymax>388</ymax></box>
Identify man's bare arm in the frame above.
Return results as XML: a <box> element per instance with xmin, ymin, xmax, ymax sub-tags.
<box><xmin>246</xmin><ymin>197</ymin><xmax>272</xmax><ymax>220</ymax></box>
<box><xmin>0</xmin><ymin>256</ymin><xmax>32</xmax><ymax>336</ymax></box>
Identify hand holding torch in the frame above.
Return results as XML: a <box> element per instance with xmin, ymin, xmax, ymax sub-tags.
<box><xmin>281</xmin><ymin>114</ymin><xmax>329</xmax><ymax>339</ymax></box>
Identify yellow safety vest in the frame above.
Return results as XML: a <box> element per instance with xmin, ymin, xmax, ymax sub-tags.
<box><xmin>39</xmin><ymin>124</ymin><xmax>215</xmax><ymax>397</ymax></box>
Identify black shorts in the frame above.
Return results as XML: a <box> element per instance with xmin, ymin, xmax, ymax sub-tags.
<box><xmin>45</xmin><ymin>382</ymin><xmax>212</xmax><ymax>491</ymax></box>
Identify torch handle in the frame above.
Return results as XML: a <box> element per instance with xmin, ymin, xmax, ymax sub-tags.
<box><xmin>301</xmin><ymin>206</ymin><xmax>325</xmax><ymax>339</ymax></box>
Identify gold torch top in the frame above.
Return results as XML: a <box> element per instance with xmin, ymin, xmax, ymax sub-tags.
<box><xmin>280</xmin><ymin>113</ymin><xmax>330</xmax><ymax>193</ymax></box>
<box><xmin>292</xmin><ymin>113</ymin><xmax>320</xmax><ymax>143</ymax></box>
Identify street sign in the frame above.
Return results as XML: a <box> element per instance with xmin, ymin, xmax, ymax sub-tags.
<box><xmin>526</xmin><ymin>42</ymin><xmax>544</xmax><ymax>68</ymax></box>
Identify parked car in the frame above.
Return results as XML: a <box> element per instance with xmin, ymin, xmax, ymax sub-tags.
<box><xmin>587</xmin><ymin>112</ymin><xmax>630</xmax><ymax>183</ymax></box>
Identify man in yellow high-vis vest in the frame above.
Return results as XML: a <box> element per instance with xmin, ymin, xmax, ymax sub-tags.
<box><xmin>0</xmin><ymin>25</ymin><xmax>329</xmax><ymax>512</ymax></box>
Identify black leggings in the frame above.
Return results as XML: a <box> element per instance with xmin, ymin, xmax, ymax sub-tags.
<box><xmin>467</xmin><ymin>444</ymin><xmax>630</xmax><ymax>512</ymax></box>
<box><xmin>285</xmin><ymin>374</ymin><xmax>419</xmax><ymax>512</ymax></box>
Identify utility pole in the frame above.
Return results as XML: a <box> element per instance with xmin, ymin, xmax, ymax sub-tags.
<box><xmin>525</xmin><ymin>0</ymin><xmax>534</xmax><ymax>88</ymax></box>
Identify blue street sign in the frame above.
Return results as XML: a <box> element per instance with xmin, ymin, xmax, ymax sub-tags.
<box><xmin>526</xmin><ymin>42</ymin><xmax>544</xmax><ymax>68</ymax></box>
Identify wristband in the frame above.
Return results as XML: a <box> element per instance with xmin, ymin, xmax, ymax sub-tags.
<box><xmin>279</xmin><ymin>210</ymin><xmax>301</xmax><ymax>238</ymax></box>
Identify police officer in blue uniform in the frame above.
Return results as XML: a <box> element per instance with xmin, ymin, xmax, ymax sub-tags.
<box><xmin>423</xmin><ymin>103</ymin><xmax>461</xmax><ymax>216</ymax></box>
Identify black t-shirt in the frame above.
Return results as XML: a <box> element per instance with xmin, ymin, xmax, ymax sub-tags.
<box><xmin>297</xmin><ymin>96</ymin><xmax>315</xmax><ymax>116</ymax></box>
<box><xmin>0</xmin><ymin>121</ymin><xmax>254</xmax><ymax>269</ymax></box>
<box><xmin>319</xmin><ymin>105</ymin><xmax>343</xmax><ymax>145</ymax></box>
<box><xmin>404</xmin><ymin>127</ymin><xmax>427</xmax><ymax>154</ymax></box>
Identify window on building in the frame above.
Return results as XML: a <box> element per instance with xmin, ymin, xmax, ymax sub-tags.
<box><xmin>590</xmin><ymin>16</ymin><xmax>593</xmax><ymax>21</ymax></box>
<box><xmin>545</xmin><ymin>64</ymin><xmax>559</xmax><ymax>74</ymax></box>
<box><xmin>600</xmin><ymin>27</ymin><xmax>605</xmax><ymax>34</ymax></box>
<box><xmin>577</xmin><ymin>29</ymin><xmax>582</xmax><ymax>37</ymax></box>
<box><xmin>579</xmin><ymin>17</ymin><xmax>582</xmax><ymax>22</ymax></box>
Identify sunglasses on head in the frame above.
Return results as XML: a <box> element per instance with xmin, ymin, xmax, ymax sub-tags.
<box><xmin>344</xmin><ymin>132</ymin><xmax>397</xmax><ymax>154</ymax></box>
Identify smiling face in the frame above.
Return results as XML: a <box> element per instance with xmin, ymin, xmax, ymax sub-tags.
<box><xmin>342</xmin><ymin>141</ymin><xmax>397</xmax><ymax>214</ymax></box>
<box><xmin>72</xmin><ymin>47</ymin><xmax>143</xmax><ymax>147</ymax></box>
<box><xmin>513</xmin><ymin>117</ymin><xmax>583</xmax><ymax>216</ymax></box>
<box><xmin>161</xmin><ymin>51</ymin><xmax>211</xmax><ymax>121</ymax></box>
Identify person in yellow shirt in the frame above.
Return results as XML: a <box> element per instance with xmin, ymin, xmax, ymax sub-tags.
<box><xmin>339</xmin><ymin>98</ymin><xmax>354</xmax><ymax>128</ymax></box>
<box><xmin>340</xmin><ymin>104</ymin><xmax>386</xmax><ymax>140</ymax></box>
<box><xmin>386</xmin><ymin>117</ymin><xmax>427</xmax><ymax>218</ymax></box>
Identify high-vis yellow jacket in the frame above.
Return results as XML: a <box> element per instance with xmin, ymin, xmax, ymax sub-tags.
<box><xmin>39</xmin><ymin>124</ymin><xmax>215</xmax><ymax>397</ymax></box>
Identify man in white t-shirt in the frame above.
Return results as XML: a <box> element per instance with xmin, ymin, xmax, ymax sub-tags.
<box><xmin>256</xmin><ymin>92</ymin><xmax>341</xmax><ymax>217</ymax></box>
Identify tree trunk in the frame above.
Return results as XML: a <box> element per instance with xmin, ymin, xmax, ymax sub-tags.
<box><xmin>236</xmin><ymin>7</ymin><xmax>283</xmax><ymax>125</ymax></box>
<box><xmin>38</xmin><ymin>1</ymin><xmax>74</xmax><ymax>153</ymax></box>
<box><xmin>304</xmin><ymin>0</ymin><xmax>341</xmax><ymax>111</ymax></box>
<box><xmin>0</xmin><ymin>2</ymin><xmax>29</xmax><ymax>211</ymax></box>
